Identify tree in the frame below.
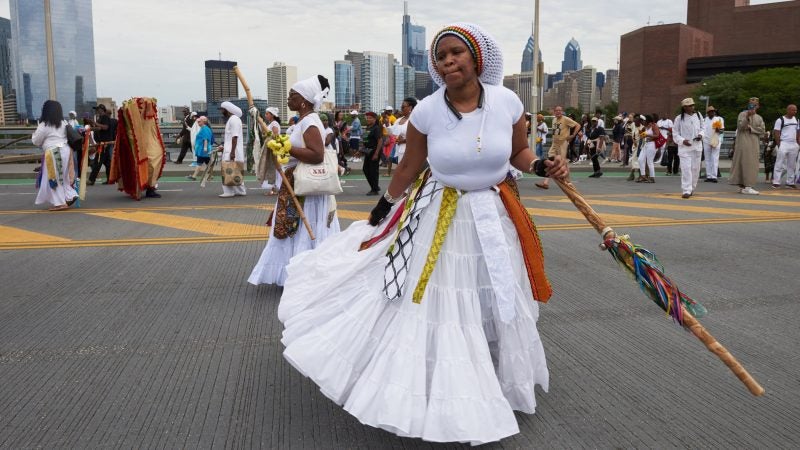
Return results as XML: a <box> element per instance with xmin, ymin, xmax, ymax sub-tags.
<box><xmin>693</xmin><ymin>67</ymin><xmax>800</xmax><ymax>127</ymax></box>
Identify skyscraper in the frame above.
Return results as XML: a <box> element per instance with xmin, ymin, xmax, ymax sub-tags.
<box><xmin>267</xmin><ymin>62</ymin><xmax>297</xmax><ymax>121</ymax></box>
<box><xmin>394</xmin><ymin>64</ymin><xmax>415</xmax><ymax>108</ymax></box>
<box><xmin>334</xmin><ymin>60</ymin><xmax>355</xmax><ymax>109</ymax></box>
<box><xmin>561</xmin><ymin>37</ymin><xmax>583</xmax><ymax>73</ymax></box>
<box><xmin>205</xmin><ymin>59</ymin><xmax>238</xmax><ymax>124</ymax></box>
<box><xmin>576</xmin><ymin>66</ymin><xmax>597</xmax><ymax>113</ymax></box>
<box><xmin>361</xmin><ymin>51</ymin><xmax>391</xmax><ymax>114</ymax></box>
<box><xmin>344</xmin><ymin>50</ymin><xmax>364</xmax><ymax>107</ymax></box>
<box><xmin>596</xmin><ymin>72</ymin><xmax>606</xmax><ymax>89</ymax></box>
<box><xmin>10</xmin><ymin>0</ymin><xmax>97</xmax><ymax>119</ymax></box>
<box><xmin>521</xmin><ymin>27</ymin><xmax>543</xmax><ymax>73</ymax></box>
<box><xmin>401</xmin><ymin>1</ymin><xmax>427</xmax><ymax>73</ymax></box>
<box><xmin>0</xmin><ymin>18</ymin><xmax>13</xmax><ymax>100</ymax></box>
<box><xmin>205</xmin><ymin>60</ymin><xmax>238</xmax><ymax>104</ymax></box>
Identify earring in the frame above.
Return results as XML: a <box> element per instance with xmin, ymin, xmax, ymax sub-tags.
<box><xmin>301</xmin><ymin>102</ymin><xmax>307</xmax><ymax>109</ymax></box>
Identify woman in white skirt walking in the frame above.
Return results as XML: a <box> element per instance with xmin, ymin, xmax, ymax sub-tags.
<box><xmin>277</xmin><ymin>23</ymin><xmax>568</xmax><ymax>445</ymax></box>
<box><xmin>248</xmin><ymin>75</ymin><xmax>340</xmax><ymax>287</ymax></box>
<box><xmin>32</xmin><ymin>100</ymin><xmax>78</xmax><ymax>211</ymax></box>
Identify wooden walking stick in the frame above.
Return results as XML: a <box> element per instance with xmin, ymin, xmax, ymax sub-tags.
<box><xmin>233</xmin><ymin>66</ymin><xmax>315</xmax><ymax>240</ymax></box>
<box><xmin>78</xmin><ymin>125</ymin><xmax>91</xmax><ymax>201</ymax></box>
<box><xmin>553</xmin><ymin>177</ymin><xmax>765</xmax><ymax>396</ymax></box>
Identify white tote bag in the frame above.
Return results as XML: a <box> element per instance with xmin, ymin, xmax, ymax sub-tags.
<box><xmin>293</xmin><ymin>149</ymin><xmax>343</xmax><ymax>196</ymax></box>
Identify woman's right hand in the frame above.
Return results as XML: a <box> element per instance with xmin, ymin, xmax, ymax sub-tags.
<box><xmin>368</xmin><ymin>196</ymin><xmax>392</xmax><ymax>226</ymax></box>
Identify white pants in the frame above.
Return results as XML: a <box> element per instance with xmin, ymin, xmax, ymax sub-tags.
<box><xmin>703</xmin><ymin>142</ymin><xmax>721</xmax><ymax>180</ymax></box>
<box><xmin>222</xmin><ymin>184</ymin><xmax>247</xmax><ymax>196</ymax></box>
<box><xmin>638</xmin><ymin>143</ymin><xmax>657</xmax><ymax>177</ymax></box>
<box><xmin>678</xmin><ymin>149</ymin><xmax>702</xmax><ymax>195</ymax></box>
<box><xmin>773</xmin><ymin>142</ymin><xmax>799</xmax><ymax>186</ymax></box>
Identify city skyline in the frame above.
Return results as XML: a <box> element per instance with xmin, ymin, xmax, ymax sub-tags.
<box><xmin>0</xmin><ymin>0</ymin><xmax>778</xmax><ymax>108</ymax></box>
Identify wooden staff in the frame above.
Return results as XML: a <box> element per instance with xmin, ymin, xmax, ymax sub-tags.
<box><xmin>553</xmin><ymin>177</ymin><xmax>765</xmax><ymax>396</ymax></box>
<box><xmin>233</xmin><ymin>66</ymin><xmax>315</xmax><ymax>240</ymax></box>
<box><xmin>79</xmin><ymin>125</ymin><xmax>91</xmax><ymax>200</ymax></box>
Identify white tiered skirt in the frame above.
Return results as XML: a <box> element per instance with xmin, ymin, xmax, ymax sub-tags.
<box><xmin>35</xmin><ymin>146</ymin><xmax>78</xmax><ymax>207</ymax></box>
<box><xmin>248</xmin><ymin>183</ymin><xmax>340</xmax><ymax>286</ymax></box>
<box><xmin>278</xmin><ymin>191</ymin><xmax>549</xmax><ymax>445</ymax></box>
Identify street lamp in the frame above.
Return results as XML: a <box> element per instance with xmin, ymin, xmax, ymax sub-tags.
<box><xmin>699</xmin><ymin>95</ymin><xmax>710</xmax><ymax>112</ymax></box>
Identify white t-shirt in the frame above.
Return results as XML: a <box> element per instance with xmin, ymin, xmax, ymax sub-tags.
<box><xmin>223</xmin><ymin>115</ymin><xmax>244</xmax><ymax>162</ymax></box>
<box><xmin>596</xmin><ymin>118</ymin><xmax>605</xmax><ymax>129</ymax></box>
<box><xmin>774</xmin><ymin>116</ymin><xmax>799</xmax><ymax>144</ymax></box>
<box><xmin>657</xmin><ymin>118</ymin><xmax>673</xmax><ymax>139</ymax></box>
<box><xmin>287</xmin><ymin>113</ymin><xmax>324</xmax><ymax>168</ymax></box>
<box><xmin>390</xmin><ymin>117</ymin><xmax>409</xmax><ymax>161</ymax></box>
<box><xmin>536</xmin><ymin>122</ymin><xmax>548</xmax><ymax>145</ymax></box>
<box><xmin>703</xmin><ymin>116</ymin><xmax>724</xmax><ymax>146</ymax></box>
<box><xmin>324</xmin><ymin>126</ymin><xmax>335</xmax><ymax>151</ymax></box>
<box><xmin>410</xmin><ymin>84</ymin><xmax>524</xmax><ymax>191</ymax></box>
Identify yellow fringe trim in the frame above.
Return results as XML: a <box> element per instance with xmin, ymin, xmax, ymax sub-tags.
<box><xmin>412</xmin><ymin>187</ymin><xmax>458</xmax><ymax>303</ymax></box>
<box><xmin>44</xmin><ymin>148</ymin><xmax>58</xmax><ymax>187</ymax></box>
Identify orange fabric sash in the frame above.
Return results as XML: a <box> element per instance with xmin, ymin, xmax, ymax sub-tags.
<box><xmin>497</xmin><ymin>179</ymin><xmax>552</xmax><ymax>303</ymax></box>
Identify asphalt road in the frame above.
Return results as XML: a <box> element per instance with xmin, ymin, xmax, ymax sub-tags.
<box><xmin>1</xmin><ymin>173</ymin><xmax>799</xmax><ymax>448</ymax></box>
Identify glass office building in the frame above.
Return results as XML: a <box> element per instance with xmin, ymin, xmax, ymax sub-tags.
<box><xmin>10</xmin><ymin>0</ymin><xmax>97</xmax><ymax>120</ymax></box>
<box><xmin>334</xmin><ymin>60</ymin><xmax>354</xmax><ymax>109</ymax></box>
<box><xmin>561</xmin><ymin>38</ymin><xmax>583</xmax><ymax>73</ymax></box>
<box><xmin>401</xmin><ymin>2</ymin><xmax>427</xmax><ymax>72</ymax></box>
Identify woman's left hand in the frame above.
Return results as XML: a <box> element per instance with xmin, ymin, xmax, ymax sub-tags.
<box><xmin>544</xmin><ymin>155</ymin><xmax>569</xmax><ymax>180</ymax></box>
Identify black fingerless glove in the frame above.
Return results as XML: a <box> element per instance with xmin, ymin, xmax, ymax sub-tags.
<box><xmin>532</xmin><ymin>159</ymin><xmax>547</xmax><ymax>177</ymax></box>
<box><xmin>368</xmin><ymin>196</ymin><xmax>392</xmax><ymax>226</ymax></box>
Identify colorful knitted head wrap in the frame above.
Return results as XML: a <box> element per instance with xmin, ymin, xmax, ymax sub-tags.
<box><xmin>429</xmin><ymin>22</ymin><xmax>503</xmax><ymax>87</ymax></box>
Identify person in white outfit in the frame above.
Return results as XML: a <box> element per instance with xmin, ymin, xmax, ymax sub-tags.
<box><xmin>274</xmin><ymin>22</ymin><xmax>569</xmax><ymax>445</ymax></box>
<box><xmin>32</xmin><ymin>100</ymin><xmax>79</xmax><ymax>211</ymax></box>
<box><xmin>702</xmin><ymin>106</ymin><xmax>724</xmax><ymax>183</ymax></box>
<box><xmin>389</xmin><ymin>96</ymin><xmax>417</xmax><ymax>164</ymax></box>
<box><xmin>217</xmin><ymin>101</ymin><xmax>247</xmax><ymax>198</ymax></box>
<box><xmin>673</xmin><ymin>98</ymin><xmax>705</xmax><ymax>198</ymax></box>
<box><xmin>248</xmin><ymin>75</ymin><xmax>340</xmax><ymax>287</ymax></box>
<box><xmin>771</xmin><ymin>104</ymin><xmax>799</xmax><ymax>189</ymax></box>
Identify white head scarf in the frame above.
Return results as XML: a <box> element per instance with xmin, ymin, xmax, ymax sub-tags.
<box><xmin>220</xmin><ymin>101</ymin><xmax>242</xmax><ymax>118</ymax></box>
<box><xmin>265</xmin><ymin>107</ymin><xmax>280</xmax><ymax>118</ymax></box>
<box><xmin>291</xmin><ymin>76</ymin><xmax>329</xmax><ymax>111</ymax></box>
<box><xmin>428</xmin><ymin>22</ymin><xmax>504</xmax><ymax>88</ymax></box>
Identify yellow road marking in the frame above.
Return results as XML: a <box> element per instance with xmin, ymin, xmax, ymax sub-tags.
<box><xmin>527</xmin><ymin>207</ymin><xmax>662</xmax><ymax>223</ymax></box>
<box><xmin>548</xmin><ymin>198</ymin><xmax>800</xmax><ymax>217</ymax></box>
<box><xmin>86</xmin><ymin>211</ymin><xmax>269</xmax><ymax>236</ymax></box>
<box><xmin>335</xmin><ymin>209</ymin><xmax>369</xmax><ymax>221</ymax></box>
<box><xmin>3</xmin><ymin>215</ymin><xmax>799</xmax><ymax>251</ymax></box>
<box><xmin>0</xmin><ymin>204</ymin><xmax>272</xmax><ymax>216</ymax></box>
<box><xmin>690</xmin><ymin>195</ymin><xmax>800</xmax><ymax>207</ymax></box>
<box><xmin>0</xmin><ymin>225</ymin><xmax>70</xmax><ymax>243</ymax></box>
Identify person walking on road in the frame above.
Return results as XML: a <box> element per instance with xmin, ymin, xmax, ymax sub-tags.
<box><xmin>217</xmin><ymin>101</ymin><xmax>247</xmax><ymax>198</ymax></box>
<box><xmin>729</xmin><ymin>97</ymin><xmax>766</xmax><ymax>195</ymax></box>
<box><xmin>175</xmin><ymin>108</ymin><xmax>196</xmax><ymax>164</ymax></box>
<box><xmin>186</xmin><ymin>116</ymin><xmax>214</xmax><ymax>181</ymax></box>
<box><xmin>702</xmin><ymin>106</ymin><xmax>724</xmax><ymax>183</ymax></box>
<box><xmin>248</xmin><ymin>75</ymin><xmax>340</xmax><ymax>287</ymax></box>
<box><xmin>771</xmin><ymin>104</ymin><xmax>799</xmax><ymax>189</ymax></box>
<box><xmin>32</xmin><ymin>100</ymin><xmax>78</xmax><ymax>211</ymax></box>
<box><xmin>536</xmin><ymin>105</ymin><xmax>578</xmax><ymax>189</ymax></box>
<box><xmin>673</xmin><ymin>98</ymin><xmax>705</xmax><ymax>198</ymax></box>
<box><xmin>275</xmin><ymin>22</ymin><xmax>568</xmax><ymax>445</ymax></box>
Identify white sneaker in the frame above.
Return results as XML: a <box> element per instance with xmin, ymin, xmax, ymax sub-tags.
<box><xmin>218</xmin><ymin>193</ymin><xmax>235</xmax><ymax>198</ymax></box>
<box><xmin>740</xmin><ymin>187</ymin><xmax>759</xmax><ymax>195</ymax></box>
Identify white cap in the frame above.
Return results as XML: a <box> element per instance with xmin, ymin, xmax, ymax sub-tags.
<box><xmin>265</xmin><ymin>107</ymin><xmax>279</xmax><ymax>117</ymax></box>
<box><xmin>191</xmin><ymin>111</ymin><xmax>197</xmax><ymax>117</ymax></box>
<box><xmin>385</xmin><ymin>106</ymin><xmax>394</xmax><ymax>111</ymax></box>
<box><xmin>350</xmin><ymin>110</ymin><xmax>359</xmax><ymax>115</ymax></box>
<box><xmin>68</xmin><ymin>110</ymin><xmax>77</xmax><ymax>116</ymax></box>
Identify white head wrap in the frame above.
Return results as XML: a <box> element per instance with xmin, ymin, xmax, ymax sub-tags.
<box><xmin>220</xmin><ymin>101</ymin><xmax>242</xmax><ymax>118</ymax></box>
<box><xmin>68</xmin><ymin>110</ymin><xmax>77</xmax><ymax>116</ymax></box>
<box><xmin>291</xmin><ymin>76</ymin><xmax>329</xmax><ymax>111</ymax></box>
<box><xmin>428</xmin><ymin>22</ymin><xmax>504</xmax><ymax>87</ymax></box>
<box><xmin>265</xmin><ymin>106</ymin><xmax>280</xmax><ymax>118</ymax></box>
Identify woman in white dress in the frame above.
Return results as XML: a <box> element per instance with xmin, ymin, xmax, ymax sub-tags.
<box><xmin>389</xmin><ymin>97</ymin><xmax>416</xmax><ymax>164</ymax></box>
<box><xmin>32</xmin><ymin>100</ymin><xmax>79</xmax><ymax>211</ymax></box>
<box><xmin>248</xmin><ymin>76</ymin><xmax>340</xmax><ymax>287</ymax></box>
<box><xmin>259</xmin><ymin>107</ymin><xmax>282</xmax><ymax>195</ymax></box>
<box><xmin>277</xmin><ymin>23</ymin><xmax>568</xmax><ymax>445</ymax></box>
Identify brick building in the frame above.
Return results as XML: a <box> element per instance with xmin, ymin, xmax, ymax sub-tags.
<box><xmin>620</xmin><ymin>0</ymin><xmax>800</xmax><ymax>116</ymax></box>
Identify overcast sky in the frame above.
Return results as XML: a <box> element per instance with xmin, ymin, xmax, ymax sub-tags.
<box><xmin>0</xmin><ymin>0</ymin><xmax>777</xmax><ymax>107</ymax></box>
